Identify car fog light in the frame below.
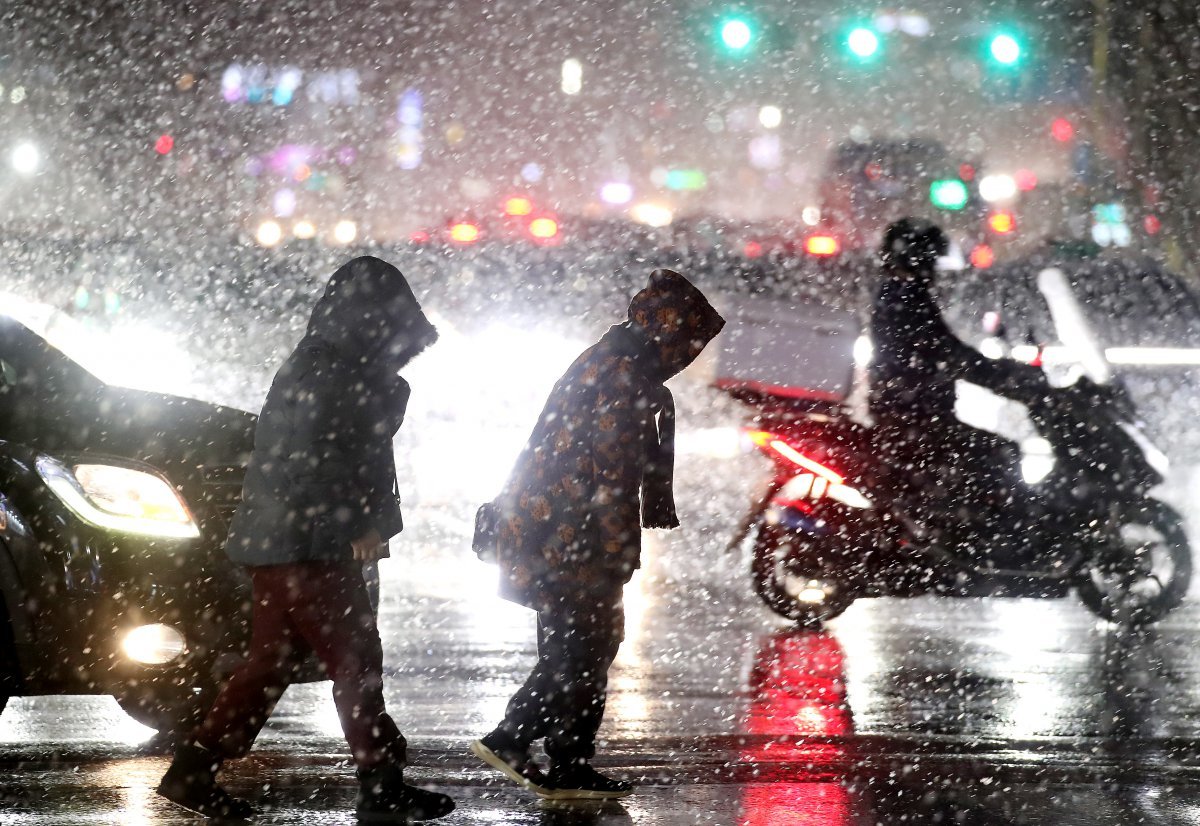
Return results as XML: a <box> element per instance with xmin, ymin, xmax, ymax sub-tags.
<box><xmin>122</xmin><ymin>624</ymin><xmax>186</xmax><ymax>665</ymax></box>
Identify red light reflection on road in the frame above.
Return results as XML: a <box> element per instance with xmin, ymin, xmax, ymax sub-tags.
<box><xmin>739</xmin><ymin>630</ymin><xmax>854</xmax><ymax>826</ymax></box>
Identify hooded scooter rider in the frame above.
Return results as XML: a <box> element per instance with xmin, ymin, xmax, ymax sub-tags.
<box><xmin>157</xmin><ymin>256</ymin><xmax>453</xmax><ymax>822</ymax></box>
<box><xmin>470</xmin><ymin>268</ymin><xmax>725</xmax><ymax>801</ymax></box>
<box><xmin>869</xmin><ymin>218</ymin><xmax>1050</xmax><ymax>540</ymax></box>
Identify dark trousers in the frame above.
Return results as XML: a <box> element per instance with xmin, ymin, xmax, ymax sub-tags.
<box><xmin>495</xmin><ymin>598</ymin><xmax>624</xmax><ymax>764</ymax></box>
<box><xmin>192</xmin><ymin>561</ymin><xmax>405</xmax><ymax>770</ymax></box>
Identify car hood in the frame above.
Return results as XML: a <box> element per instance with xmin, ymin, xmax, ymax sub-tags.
<box><xmin>25</xmin><ymin>384</ymin><xmax>256</xmax><ymax>473</ymax></box>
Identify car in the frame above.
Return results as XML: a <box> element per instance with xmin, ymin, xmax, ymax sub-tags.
<box><xmin>0</xmin><ymin>311</ymin><xmax>265</xmax><ymax>736</ymax></box>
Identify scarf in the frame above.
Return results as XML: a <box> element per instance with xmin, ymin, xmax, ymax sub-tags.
<box><xmin>601</xmin><ymin>325</ymin><xmax>680</xmax><ymax>530</ymax></box>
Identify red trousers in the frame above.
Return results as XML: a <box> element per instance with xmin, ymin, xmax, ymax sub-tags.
<box><xmin>192</xmin><ymin>561</ymin><xmax>405</xmax><ymax>769</ymax></box>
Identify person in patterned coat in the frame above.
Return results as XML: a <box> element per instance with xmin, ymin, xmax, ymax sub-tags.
<box><xmin>471</xmin><ymin>268</ymin><xmax>725</xmax><ymax>800</ymax></box>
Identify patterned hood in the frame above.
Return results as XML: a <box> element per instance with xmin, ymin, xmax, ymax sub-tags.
<box><xmin>624</xmin><ymin>268</ymin><xmax>726</xmax><ymax>382</ymax></box>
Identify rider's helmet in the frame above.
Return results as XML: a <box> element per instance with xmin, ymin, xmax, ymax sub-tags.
<box><xmin>879</xmin><ymin>218</ymin><xmax>949</xmax><ymax>273</ymax></box>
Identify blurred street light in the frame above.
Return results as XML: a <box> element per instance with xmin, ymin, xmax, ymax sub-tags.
<box><xmin>561</xmin><ymin>58</ymin><xmax>582</xmax><ymax>95</ymax></box>
<box><xmin>989</xmin><ymin>33</ymin><xmax>1022</xmax><ymax>66</ymax></box>
<box><xmin>718</xmin><ymin>17</ymin><xmax>754</xmax><ymax>53</ymax></box>
<box><xmin>256</xmin><ymin>220</ymin><xmax>283</xmax><ymax>247</ymax></box>
<box><xmin>11</xmin><ymin>141</ymin><xmax>39</xmax><ymax>175</ymax></box>
<box><xmin>758</xmin><ymin>105</ymin><xmax>782</xmax><ymax>129</ymax></box>
<box><xmin>929</xmin><ymin>178</ymin><xmax>969</xmax><ymax>210</ymax></box>
<box><xmin>600</xmin><ymin>182</ymin><xmax>633</xmax><ymax>205</ymax></box>
<box><xmin>847</xmin><ymin>27</ymin><xmax>881</xmax><ymax>60</ymax></box>
<box><xmin>979</xmin><ymin>173</ymin><xmax>1017</xmax><ymax>202</ymax></box>
<box><xmin>630</xmin><ymin>202</ymin><xmax>673</xmax><ymax>227</ymax></box>
<box><xmin>333</xmin><ymin>219</ymin><xmax>358</xmax><ymax>245</ymax></box>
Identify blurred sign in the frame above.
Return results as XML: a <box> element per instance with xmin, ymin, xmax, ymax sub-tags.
<box><xmin>221</xmin><ymin>64</ymin><xmax>360</xmax><ymax>106</ymax></box>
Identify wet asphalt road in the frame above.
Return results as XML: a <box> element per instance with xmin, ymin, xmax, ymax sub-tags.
<box><xmin>3</xmin><ymin>372</ymin><xmax>1200</xmax><ymax>825</ymax></box>
<box><xmin>6</xmin><ymin>515</ymin><xmax>1200</xmax><ymax>825</ymax></box>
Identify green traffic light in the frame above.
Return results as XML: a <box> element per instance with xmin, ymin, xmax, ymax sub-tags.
<box><xmin>989</xmin><ymin>33</ymin><xmax>1022</xmax><ymax>66</ymax></box>
<box><xmin>847</xmin><ymin>27</ymin><xmax>880</xmax><ymax>59</ymax></box>
<box><xmin>930</xmin><ymin>179</ymin><xmax>969</xmax><ymax>210</ymax></box>
<box><xmin>719</xmin><ymin>17</ymin><xmax>754</xmax><ymax>52</ymax></box>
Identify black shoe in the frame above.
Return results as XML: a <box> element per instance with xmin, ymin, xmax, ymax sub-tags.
<box><xmin>356</xmin><ymin>763</ymin><xmax>455</xmax><ymax>823</ymax></box>
<box><xmin>470</xmin><ymin>735</ymin><xmax>552</xmax><ymax>794</ymax></box>
<box><xmin>156</xmin><ymin>742</ymin><xmax>253</xmax><ymax>820</ymax></box>
<box><xmin>540</xmin><ymin>762</ymin><xmax>634</xmax><ymax>801</ymax></box>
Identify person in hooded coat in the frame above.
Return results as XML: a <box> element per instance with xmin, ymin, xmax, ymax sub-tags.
<box><xmin>157</xmin><ymin>256</ymin><xmax>454</xmax><ymax>823</ymax></box>
<box><xmin>470</xmin><ymin>269</ymin><xmax>725</xmax><ymax>800</ymax></box>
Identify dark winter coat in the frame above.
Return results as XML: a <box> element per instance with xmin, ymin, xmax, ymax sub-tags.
<box><xmin>493</xmin><ymin>269</ymin><xmax>725</xmax><ymax>611</ymax></box>
<box><xmin>226</xmin><ymin>256</ymin><xmax>437</xmax><ymax>567</ymax></box>
<box><xmin>868</xmin><ymin>269</ymin><xmax>1044</xmax><ymax>427</ymax></box>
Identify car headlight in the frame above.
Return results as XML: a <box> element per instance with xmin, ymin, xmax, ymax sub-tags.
<box><xmin>36</xmin><ymin>456</ymin><xmax>200</xmax><ymax>539</ymax></box>
<box><xmin>122</xmin><ymin>623</ymin><xmax>187</xmax><ymax>665</ymax></box>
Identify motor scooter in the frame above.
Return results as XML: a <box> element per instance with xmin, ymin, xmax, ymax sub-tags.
<box><xmin>726</xmin><ymin>371</ymin><xmax>1191</xmax><ymax>627</ymax></box>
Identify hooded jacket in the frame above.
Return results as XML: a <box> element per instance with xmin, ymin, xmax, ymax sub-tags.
<box><xmin>493</xmin><ymin>269</ymin><xmax>725</xmax><ymax>611</ymax></box>
<box><xmin>226</xmin><ymin>256</ymin><xmax>437</xmax><ymax>566</ymax></box>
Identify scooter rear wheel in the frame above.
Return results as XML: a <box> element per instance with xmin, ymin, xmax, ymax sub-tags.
<box><xmin>751</xmin><ymin>525</ymin><xmax>856</xmax><ymax>626</ymax></box>
<box><xmin>1077</xmin><ymin>499</ymin><xmax>1192</xmax><ymax>626</ymax></box>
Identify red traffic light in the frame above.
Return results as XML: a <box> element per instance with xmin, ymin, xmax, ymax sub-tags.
<box><xmin>154</xmin><ymin>134</ymin><xmax>175</xmax><ymax>155</ymax></box>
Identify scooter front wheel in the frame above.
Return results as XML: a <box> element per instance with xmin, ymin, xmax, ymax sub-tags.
<box><xmin>751</xmin><ymin>525</ymin><xmax>856</xmax><ymax>626</ymax></box>
<box><xmin>1077</xmin><ymin>499</ymin><xmax>1192</xmax><ymax>626</ymax></box>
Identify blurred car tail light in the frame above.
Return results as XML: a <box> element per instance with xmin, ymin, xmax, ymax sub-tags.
<box><xmin>970</xmin><ymin>244</ymin><xmax>995</xmax><ymax>269</ymax></box>
<box><xmin>448</xmin><ymin>222</ymin><xmax>481</xmax><ymax>244</ymax></box>
<box><xmin>743</xmin><ymin>240</ymin><xmax>763</xmax><ymax>258</ymax></box>
<box><xmin>804</xmin><ymin>235</ymin><xmax>840</xmax><ymax>257</ymax></box>
<box><xmin>410</xmin><ymin>230</ymin><xmax>431</xmax><ymax>244</ymax></box>
<box><xmin>988</xmin><ymin>211</ymin><xmax>1016</xmax><ymax>234</ymax></box>
<box><xmin>504</xmin><ymin>197</ymin><xmax>533</xmax><ymax>216</ymax></box>
<box><xmin>528</xmin><ymin>217</ymin><xmax>559</xmax><ymax>240</ymax></box>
